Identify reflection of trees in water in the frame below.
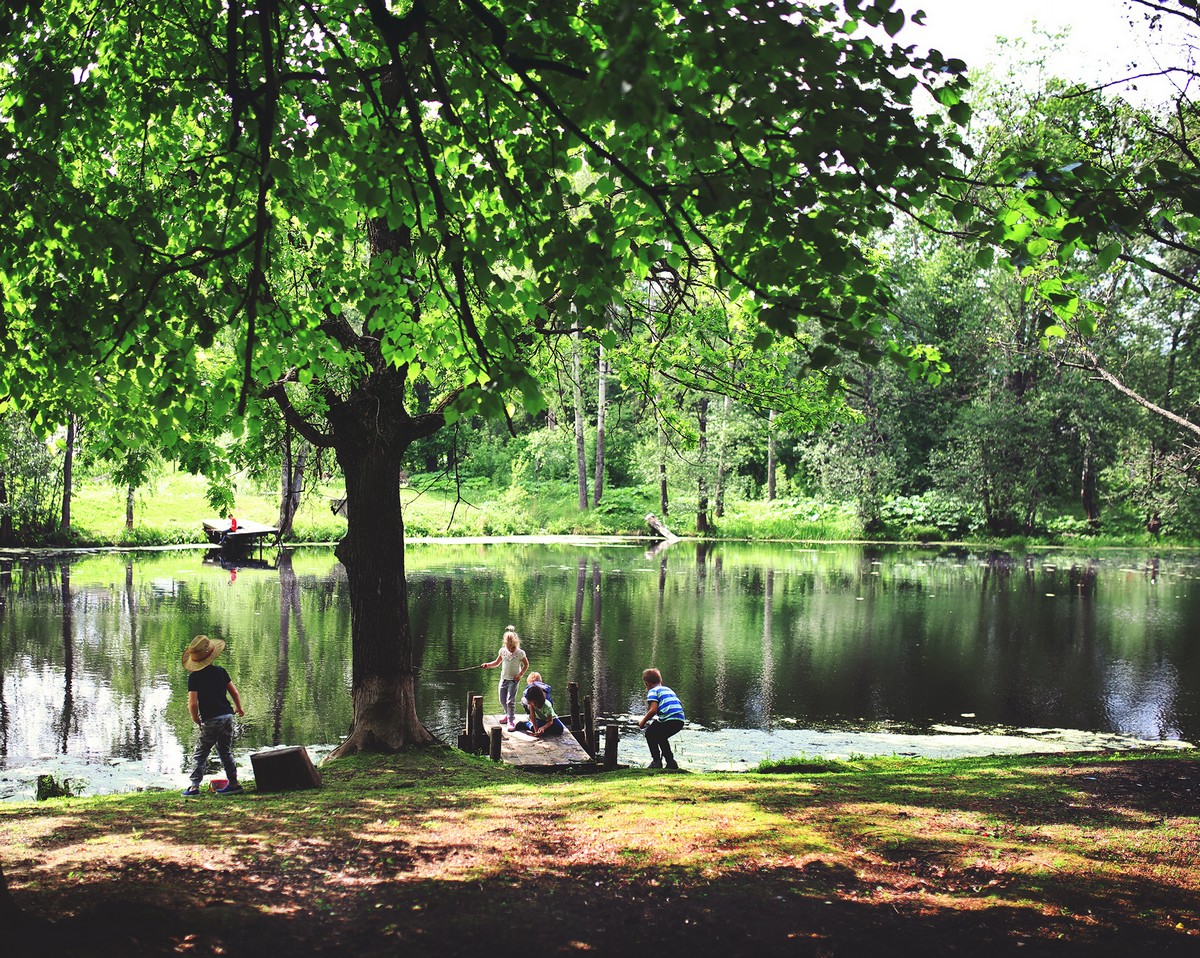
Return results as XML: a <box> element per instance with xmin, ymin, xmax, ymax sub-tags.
<box><xmin>274</xmin><ymin>552</ymin><xmax>297</xmax><ymax>746</ymax></box>
<box><xmin>118</xmin><ymin>559</ymin><xmax>150</xmax><ymax>761</ymax></box>
<box><xmin>0</xmin><ymin>561</ymin><xmax>8</xmax><ymax>757</ymax></box>
<box><xmin>1103</xmin><ymin>658</ymin><xmax>1182</xmax><ymax>740</ymax></box>
<box><xmin>54</xmin><ymin>563</ymin><xmax>75</xmax><ymax>754</ymax></box>
<box><xmin>567</xmin><ymin>557</ymin><xmax>586</xmax><ymax>686</ymax></box>
<box><xmin>591</xmin><ymin>560</ymin><xmax>609</xmax><ymax>712</ymax></box>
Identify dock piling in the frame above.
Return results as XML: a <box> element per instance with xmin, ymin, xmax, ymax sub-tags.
<box><xmin>603</xmin><ymin>723</ymin><xmax>618</xmax><ymax>770</ymax></box>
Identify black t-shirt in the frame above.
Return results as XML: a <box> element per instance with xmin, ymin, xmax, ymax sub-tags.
<box><xmin>187</xmin><ymin>664</ymin><xmax>233</xmax><ymax>720</ymax></box>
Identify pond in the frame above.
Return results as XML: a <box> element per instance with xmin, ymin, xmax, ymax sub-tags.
<box><xmin>0</xmin><ymin>540</ymin><xmax>1195</xmax><ymax>799</ymax></box>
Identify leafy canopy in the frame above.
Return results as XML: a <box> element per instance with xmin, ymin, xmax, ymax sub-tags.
<box><xmin>0</xmin><ymin>1</ymin><xmax>968</xmax><ymax>453</ymax></box>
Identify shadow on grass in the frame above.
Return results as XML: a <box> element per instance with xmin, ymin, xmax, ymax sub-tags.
<box><xmin>3</xmin><ymin>752</ymin><xmax>1197</xmax><ymax>956</ymax></box>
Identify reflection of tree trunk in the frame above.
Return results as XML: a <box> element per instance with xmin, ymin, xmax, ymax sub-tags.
<box><xmin>58</xmin><ymin>563</ymin><xmax>74</xmax><ymax>753</ymax></box>
<box><xmin>274</xmin><ymin>552</ymin><xmax>297</xmax><ymax>745</ymax></box>
<box><xmin>126</xmin><ymin>560</ymin><xmax>144</xmax><ymax>760</ymax></box>
<box><xmin>60</xmin><ymin>413</ymin><xmax>76</xmax><ymax>537</ymax></box>
<box><xmin>761</xmin><ymin>570</ymin><xmax>775</xmax><ymax>728</ymax></box>
<box><xmin>574</xmin><ymin>330</ymin><xmax>589</xmax><ymax>511</ymax></box>
<box><xmin>652</xmin><ymin>551</ymin><xmax>667</xmax><ymax>663</ymax></box>
<box><xmin>767</xmin><ymin>409</ymin><xmax>777</xmax><ymax>501</ymax></box>
<box><xmin>591</xmin><ymin>561</ymin><xmax>606</xmax><ymax>711</ymax></box>
<box><xmin>594</xmin><ymin>342</ymin><xmax>607</xmax><ymax>507</ymax></box>
<box><xmin>0</xmin><ymin>581</ymin><xmax>8</xmax><ymax>756</ymax></box>
<box><xmin>568</xmin><ymin>558</ymin><xmax>586</xmax><ymax>683</ymax></box>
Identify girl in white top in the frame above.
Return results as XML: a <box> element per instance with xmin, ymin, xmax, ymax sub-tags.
<box><xmin>481</xmin><ymin>625</ymin><xmax>529</xmax><ymax>729</ymax></box>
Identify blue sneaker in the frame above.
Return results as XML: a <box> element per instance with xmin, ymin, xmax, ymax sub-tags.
<box><xmin>181</xmin><ymin>785</ymin><xmax>201</xmax><ymax>797</ymax></box>
<box><xmin>215</xmin><ymin>782</ymin><xmax>245</xmax><ymax>795</ymax></box>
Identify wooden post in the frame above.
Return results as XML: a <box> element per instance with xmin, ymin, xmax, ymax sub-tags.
<box><xmin>489</xmin><ymin>726</ymin><xmax>503</xmax><ymax>762</ymax></box>
<box><xmin>603</xmin><ymin>723</ymin><xmax>618</xmax><ymax>770</ymax></box>
<box><xmin>583</xmin><ymin>694</ymin><xmax>595</xmax><ymax>757</ymax></box>
<box><xmin>471</xmin><ymin>695</ymin><xmax>485</xmax><ymax>754</ymax></box>
<box><xmin>568</xmin><ymin>682</ymin><xmax>581</xmax><ymax>733</ymax></box>
<box><xmin>466</xmin><ymin>691</ymin><xmax>478</xmax><ymax>740</ymax></box>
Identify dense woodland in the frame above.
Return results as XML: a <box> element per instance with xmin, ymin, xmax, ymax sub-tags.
<box><xmin>3</xmin><ymin>13</ymin><xmax>1199</xmax><ymax>546</ymax></box>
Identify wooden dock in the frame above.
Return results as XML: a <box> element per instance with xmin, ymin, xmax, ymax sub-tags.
<box><xmin>459</xmin><ymin>682</ymin><xmax>618</xmax><ymax>770</ymax></box>
<box><xmin>484</xmin><ymin>715</ymin><xmax>594</xmax><ymax>767</ymax></box>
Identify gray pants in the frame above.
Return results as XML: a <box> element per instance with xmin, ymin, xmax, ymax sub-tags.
<box><xmin>499</xmin><ymin>678</ymin><xmax>519</xmax><ymax>723</ymax></box>
<box><xmin>189</xmin><ymin>714</ymin><xmax>238</xmax><ymax>787</ymax></box>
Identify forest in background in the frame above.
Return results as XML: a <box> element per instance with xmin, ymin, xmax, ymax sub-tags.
<box><xmin>4</xmin><ymin>27</ymin><xmax>1199</xmax><ymax>550</ymax></box>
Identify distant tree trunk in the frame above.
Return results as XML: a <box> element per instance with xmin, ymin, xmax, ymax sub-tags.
<box><xmin>767</xmin><ymin>409</ymin><xmax>777</xmax><ymax>501</ymax></box>
<box><xmin>593</xmin><ymin>342</ymin><xmax>607</xmax><ymax>507</ymax></box>
<box><xmin>697</xmin><ymin>396</ymin><xmax>710</xmax><ymax>535</ymax></box>
<box><xmin>715</xmin><ymin>392</ymin><xmax>731</xmax><ymax>518</ymax></box>
<box><xmin>1081</xmin><ymin>438</ymin><xmax>1100</xmax><ymax>531</ymax></box>
<box><xmin>278</xmin><ymin>426</ymin><xmax>309</xmax><ymax>539</ymax></box>
<box><xmin>60</xmin><ymin>413</ymin><xmax>75</xmax><ymax>537</ymax></box>
<box><xmin>574</xmin><ymin>329</ymin><xmax>589</xmax><ymax>510</ymax></box>
<box><xmin>0</xmin><ymin>469</ymin><xmax>11</xmax><ymax>545</ymax></box>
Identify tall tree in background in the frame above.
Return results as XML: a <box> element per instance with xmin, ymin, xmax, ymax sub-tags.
<box><xmin>0</xmin><ymin>0</ymin><xmax>967</xmax><ymax>751</ymax></box>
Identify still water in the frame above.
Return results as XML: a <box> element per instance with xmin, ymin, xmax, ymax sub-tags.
<box><xmin>0</xmin><ymin>540</ymin><xmax>1195</xmax><ymax>798</ymax></box>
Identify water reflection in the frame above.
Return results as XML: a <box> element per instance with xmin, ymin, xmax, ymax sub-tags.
<box><xmin>0</xmin><ymin>541</ymin><xmax>1196</xmax><ymax>798</ymax></box>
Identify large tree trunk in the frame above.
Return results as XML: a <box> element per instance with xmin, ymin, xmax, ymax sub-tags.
<box><xmin>59</xmin><ymin>413</ymin><xmax>75</xmax><ymax>537</ymax></box>
<box><xmin>593</xmin><ymin>341</ymin><xmax>607</xmax><ymax>507</ymax></box>
<box><xmin>326</xmin><ymin>367</ymin><xmax>437</xmax><ymax>756</ymax></box>
<box><xmin>574</xmin><ymin>329</ymin><xmax>589</xmax><ymax>510</ymax></box>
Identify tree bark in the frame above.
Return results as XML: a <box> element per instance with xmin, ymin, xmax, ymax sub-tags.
<box><xmin>326</xmin><ymin>369</ymin><xmax>438</xmax><ymax>756</ymax></box>
<box><xmin>125</xmin><ymin>485</ymin><xmax>135</xmax><ymax>530</ymax></box>
<box><xmin>697</xmin><ymin>396</ymin><xmax>710</xmax><ymax>535</ymax></box>
<box><xmin>59</xmin><ymin>413</ymin><xmax>75</xmax><ymax>537</ymax></box>
<box><xmin>767</xmin><ymin>409</ymin><xmax>777</xmax><ymax>501</ymax></box>
<box><xmin>0</xmin><ymin>469</ymin><xmax>11</xmax><ymax>546</ymax></box>
<box><xmin>1081</xmin><ymin>438</ymin><xmax>1100</xmax><ymax>531</ymax></box>
<box><xmin>277</xmin><ymin>426</ymin><xmax>309</xmax><ymax>539</ymax></box>
<box><xmin>715</xmin><ymin>392</ymin><xmax>731</xmax><ymax>518</ymax></box>
<box><xmin>574</xmin><ymin>329</ymin><xmax>589</xmax><ymax>510</ymax></box>
<box><xmin>593</xmin><ymin>341</ymin><xmax>607</xmax><ymax>507</ymax></box>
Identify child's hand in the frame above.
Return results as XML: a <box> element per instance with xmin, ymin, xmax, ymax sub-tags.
<box><xmin>235</xmin><ymin>706</ymin><xmax>245</xmax><ymax>717</ymax></box>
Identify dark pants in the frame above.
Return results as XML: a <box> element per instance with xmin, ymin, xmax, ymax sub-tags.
<box><xmin>515</xmin><ymin>717</ymin><xmax>564</xmax><ymax>736</ymax></box>
<box><xmin>189</xmin><ymin>714</ymin><xmax>238</xmax><ymax>786</ymax></box>
<box><xmin>645</xmin><ymin>718</ymin><xmax>684</xmax><ymax>765</ymax></box>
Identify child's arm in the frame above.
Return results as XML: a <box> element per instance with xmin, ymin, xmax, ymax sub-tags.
<box><xmin>638</xmin><ymin>700</ymin><xmax>660</xmax><ymax>729</ymax></box>
<box><xmin>480</xmin><ymin>654</ymin><xmax>501</xmax><ymax>669</ymax></box>
<box><xmin>226</xmin><ymin>681</ymin><xmax>245</xmax><ymax>717</ymax></box>
<box><xmin>188</xmin><ymin>691</ymin><xmax>201</xmax><ymax>725</ymax></box>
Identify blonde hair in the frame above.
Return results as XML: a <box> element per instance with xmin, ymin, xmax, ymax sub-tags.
<box><xmin>503</xmin><ymin>626</ymin><xmax>520</xmax><ymax>652</ymax></box>
<box><xmin>527</xmin><ymin>671</ymin><xmax>542</xmax><ymax>684</ymax></box>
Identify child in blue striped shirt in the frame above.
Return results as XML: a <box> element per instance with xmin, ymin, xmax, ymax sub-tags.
<box><xmin>637</xmin><ymin>668</ymin><xmax>685</xmax><ymax>770</ymax></box>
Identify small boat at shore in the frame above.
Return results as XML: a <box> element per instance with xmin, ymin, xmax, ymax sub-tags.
<box><xmin>201</xmin><ymin>518</ymin><xmax>280</xmax><ymax>548</ymax></box>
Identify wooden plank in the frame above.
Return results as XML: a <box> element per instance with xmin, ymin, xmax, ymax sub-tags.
<box><xmin>486</xmin><ymin>715</ymin><xmax>593</xmax><ymax>767</ymax></box>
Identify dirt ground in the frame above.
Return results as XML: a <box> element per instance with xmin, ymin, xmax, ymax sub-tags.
<box><xmin>4</xmin><ymin>755</ymin><xmax>1198</xmax><ymax>956</ymax></box>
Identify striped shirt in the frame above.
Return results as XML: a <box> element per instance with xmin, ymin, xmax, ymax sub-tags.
<box><xmin>647</xmin><ymin>684</ymin><xmax>685</xmax><ymax>722</ymax></box>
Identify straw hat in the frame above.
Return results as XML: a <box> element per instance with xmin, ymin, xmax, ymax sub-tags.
<box><xmin>182</xmin><ymin>634</ymin><xmax>226</xmax><ymax>671</ymax></box>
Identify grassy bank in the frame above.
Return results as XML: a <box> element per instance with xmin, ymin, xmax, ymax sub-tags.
<box><xmin>3</xmin><ymin>749</ymin><xmax>1197</xmax><ymax>955</ymax></box>
<box><xmin>62</xmin><ymin>470</ymin><xmax>1190</xmax><ymax>549</ymax></box>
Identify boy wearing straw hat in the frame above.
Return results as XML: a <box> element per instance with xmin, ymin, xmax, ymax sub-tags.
<box><xmin>181</xmin><ymin>634</ymin><xmax>245</xmax><ymax>797</ymax></box>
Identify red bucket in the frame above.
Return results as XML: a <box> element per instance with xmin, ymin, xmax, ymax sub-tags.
<box><xmin>209</xmin><ymin>778</ymin><xmax>229</xmax><ymax>792</ymax></box>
